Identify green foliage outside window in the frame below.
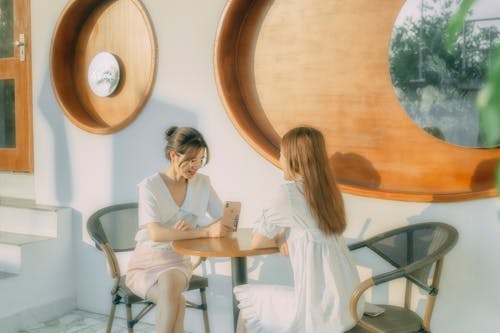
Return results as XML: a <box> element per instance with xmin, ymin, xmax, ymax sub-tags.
<box><xmin>447</xmin><ymin>0</ymin><xmax>500</xmax><ymax>191</ymax></box>
<box><xmin>390</xmin><ymin>0</ymin><xmax>499</xmax><ymax>147</ymax></box>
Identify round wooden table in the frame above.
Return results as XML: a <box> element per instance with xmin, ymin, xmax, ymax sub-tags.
<box><xmin>172</xmin><ymin>228</ymin><xmax>278</xmax><ymax>332</ymax></box>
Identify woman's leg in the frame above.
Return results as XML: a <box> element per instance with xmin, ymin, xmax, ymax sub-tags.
<box><xmin>146</xmin><ymin>270</ymin><xmax>188</xmax><ymax>333</ymax></box>
<box><xmin>173</xmin><ymin>294</ymin><xmax>186</xmax><ymax>333</ymax></box>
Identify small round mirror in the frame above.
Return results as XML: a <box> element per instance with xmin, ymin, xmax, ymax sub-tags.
<box><xmin>389</xmin><ymin>0</ymin><xmax>500</xmax><ymax>147</ymax></box>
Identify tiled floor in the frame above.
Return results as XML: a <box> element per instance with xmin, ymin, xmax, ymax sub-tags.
<box><xmin>18</xmin><ymin>310</ymin><xmax>156</xmax><ymax>333</ymax></box>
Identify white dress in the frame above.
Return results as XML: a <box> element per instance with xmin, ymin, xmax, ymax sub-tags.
<box><xmin>234</xmin><ymin>182</ymin><xmax>364</xmax><ymax>333</ymax></box>
<box><xmin>126</xmin><ymin>172</ymin><xmax>223</xmax><ymax>298</ymax></box>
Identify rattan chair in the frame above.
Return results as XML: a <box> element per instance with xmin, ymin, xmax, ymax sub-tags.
<box><xmin>345</xmin><ymin>222</ymin><xmax>458</xmax><ymax>333</ymax></box>
<box><xmin>87</xmin><ymin>203</ymin><xmax>211</xmax><ymax>333</ymax></box>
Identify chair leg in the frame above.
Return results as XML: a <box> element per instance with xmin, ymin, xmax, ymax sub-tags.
<box><xmin>200</xmin><ymin>287</ymin><xmax>211</xmax><ymax>333</ymax></box>
<box><xmin>126</xmin><ymin>303</ymin><xmax>134</xmax><ymax>333</ymax></box>
<box><xmin>106</xmin><ymin>303</ymin><xmax>116</xmax><ymax>333</ymax></box>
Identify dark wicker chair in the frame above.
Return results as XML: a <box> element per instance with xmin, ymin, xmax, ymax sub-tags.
<box><xmin>87</xmin><ymin>203</ymin><xmax>211</xmax><ymax>333</ymax></box>
<box><xmin>345</xmin><ymin>222</ymin><xmax>458</xmax><ymax>333</ymax></box>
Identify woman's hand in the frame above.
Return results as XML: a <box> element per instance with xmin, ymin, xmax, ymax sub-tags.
<box><xmin>251</xmin><ymin>228</ymin><xmax>287</xmax><ymax>254</ymax></box>
<box><xmin>279</xmin><ymin>242</ymin><xmax>289</xmax><ymax>256</ymax></box>
<box><xmin>277</xmin><ymin>229</ymin><xmax>289</xmax><ymax>256</ymax></box>
<box><xmin>172</xmin><ymin>220</ymin><xmax>192</xmax><ymax>231</ymax></box>
<box><xmin>207</xmin><ymin>220</ymin><xmax>231</xmax><ymax>238</ymax></box>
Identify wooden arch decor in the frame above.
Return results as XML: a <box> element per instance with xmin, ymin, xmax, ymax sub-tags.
<box><xmin>51</xmin><ymin>0</ymin><xmax>157</xmax><ymax>134</ymax></box>
<box><xmin>214</xmin><ymin>0</ymin><xmax>500</xmax><ymax>202</ymax></box>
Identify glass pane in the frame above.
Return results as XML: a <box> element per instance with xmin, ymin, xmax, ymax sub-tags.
<box><xmin>389</xmin><ymin>0</ymin><xmax>500</xmax><ymax>148</ymax></box>
<box><xmin>0</xmin><ymin>79</ymin><xmax>15</xmax><ymax>148</ymax></box>
<box><xmin>0</xmin><ymin>0</ymin><xmax>14</xmax><ymax>58</ymax></box>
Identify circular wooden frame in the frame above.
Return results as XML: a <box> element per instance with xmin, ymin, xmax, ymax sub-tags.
<box><xmin>51</xmin><ymin>0</ymin><xmax>157</xmax><ymax>134</ymax></box>
<box><xmin>214</xmin><ymin>0</ymin><xmax>500</xmax><ymax>202</ymax></box>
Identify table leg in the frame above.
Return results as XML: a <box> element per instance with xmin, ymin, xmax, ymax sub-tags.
<box><xmin>231</xmin><ymin>256</ymin><xmax>247</xmax><ymax>333</ymax></box>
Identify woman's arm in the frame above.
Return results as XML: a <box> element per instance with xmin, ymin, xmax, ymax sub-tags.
<box><xmin>251</xmin><ymin>228</ymin><xmax>288</xmax><ymax>255</ymax></box>
<box><xmin>251</xmin><ymin>186</ymin><xmax>292</xmax><ymax>254</ymax></box>
<box><xmin>251</xmin><ymin>231</ymin><xmax>279</xmax><ymax>248</ymax></box>
<box><xmin>139</xmin><ymin>175</ymin><xmax>231</xmax><ymax>243</ymax></box>
<box><xmin>147</xmin><ymin>220</ymin><xmax>230</xmax><ymax>242</ymax></box>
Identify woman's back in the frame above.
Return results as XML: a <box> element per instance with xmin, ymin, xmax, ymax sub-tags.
<box><xmin>283</xmin><ymin>182</ymin><xmax>363</xmax><ymax>332</ymax></box>
<box><xmin>241</xmin><ymin>182</ymin><xmax>363</xmax><ymax>332</ymax></box>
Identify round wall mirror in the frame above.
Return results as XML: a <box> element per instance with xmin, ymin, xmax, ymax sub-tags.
<box><xmin>389</xmin><ymin>0</ymin><xmax>500</xmax><ymax>148</ymax></box>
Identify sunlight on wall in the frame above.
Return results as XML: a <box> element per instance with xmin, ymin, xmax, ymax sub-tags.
<box><xmin>0</xmin><ymin>173</ymin><xmax>34</xmax><ymax>199</ymax></box>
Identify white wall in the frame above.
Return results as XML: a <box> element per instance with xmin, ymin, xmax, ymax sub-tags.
<box><xmin>29</xmin><ymin>1</ymin><xmax>500</xmax><ymax>332</ymax></box>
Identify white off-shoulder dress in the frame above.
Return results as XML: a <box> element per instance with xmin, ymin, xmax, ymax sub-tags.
<box><xmin>234</xmin><ymin>182</ymin><xmax>364</xmax><ymax>333</ymax></box>
<box><xmin>126</xmin><ymin>172</ymin><xmax>223</xmax><ymax>298</ymax></box>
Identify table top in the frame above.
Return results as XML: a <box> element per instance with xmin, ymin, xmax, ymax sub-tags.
<box><xmin>172</xmin><ymin>228</ymin><xmax>278</xmax><ymax>257</ymax></box>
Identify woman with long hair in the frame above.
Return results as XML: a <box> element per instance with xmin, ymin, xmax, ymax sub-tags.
<box><xmin>234</xmin><ymin>126</ymin><xmax>364</xmax><ymax>333</ymax></box>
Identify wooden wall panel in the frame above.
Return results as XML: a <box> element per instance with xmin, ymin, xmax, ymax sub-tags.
<box><xmin>51</xmin><ymin>0</ymin><xmax>156</xmax><ymax>134</ymax></box>
<box><xmin>215</xmin><ymin>0</ymin><xmax>500</xmax><ymax>202</ymax></box>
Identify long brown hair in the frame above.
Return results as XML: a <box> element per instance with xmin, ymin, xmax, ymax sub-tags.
<box><xmin>281</xmin><ymin>127</ymin><xmax>346</xmax><ymax>235</ymax></box>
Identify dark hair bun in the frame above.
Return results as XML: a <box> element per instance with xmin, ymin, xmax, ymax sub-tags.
<box><xmin>165</xmin><ymin>126</ymin><xmax>178</xmax><ymax>141</ymax></box>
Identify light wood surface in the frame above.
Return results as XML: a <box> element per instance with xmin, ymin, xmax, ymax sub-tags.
<box><xmin>51</xmin><ymin>0</ymin><xmax>157</xmax><ymax>134</ymax></box>
<box><xmin>172</xmin><ymin>228</ymin><xmax>278</xmax><ymax>258</ymax></box>
<box><xmin>214</xmin><ymin>0</ymin><xmax>500</xmax><ymax>202</ymax></box>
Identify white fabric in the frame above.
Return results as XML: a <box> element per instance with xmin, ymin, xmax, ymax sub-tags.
<box><xmin>234</xmin><ymin>182</ymin><xmax>364</xmax><ymax>333</ymax></box>
<box><xmin>134</xmin><ymin>172</ymin><xmax>223</xmax><ymax>249</ymax></box>
<box><xmin>126</xmin><ymin>172</ymin><xmax>223</xmax><ymax>298</ymax></box>
<box><xmin>126</xmin><ymin>243</ymin><xmax>193</xmax><ymax>298</ymax></box>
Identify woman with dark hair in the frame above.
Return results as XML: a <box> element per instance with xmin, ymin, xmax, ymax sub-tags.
<box><xmin>126</xmin><ymin>126</ymin><xmax>230</xmax><ymax>333</ymax></box>
<box><xmin>234</xmin><ymin>126</ymin><xmax>364</xmax><ymax>333</ymax></box>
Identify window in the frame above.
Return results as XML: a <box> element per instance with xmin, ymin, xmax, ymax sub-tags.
<box><xmin>0</xmin><ymin>0</ymin><xmax>32</xmax><ymax>171</ymax></box>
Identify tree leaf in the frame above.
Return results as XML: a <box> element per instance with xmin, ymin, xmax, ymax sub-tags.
<box><xmin>496</xmin><ymin>164</ymin><xmax>500</xmax><ymax>194</ymax></box>
<box><xmin>479</xmin><ymin>105</ymin><xmax>500</xmax><ymax>147</ymax></box>
<box><xmin>478</xmin><ymin>46</ymin><xmax>500</xmax><ymax>146</ymax></box>
<box><xmin>445</xmin><ymin>0</ymin><xmax>476</xmax><ymax>50</ymax></box>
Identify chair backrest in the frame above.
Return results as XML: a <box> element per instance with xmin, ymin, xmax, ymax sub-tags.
<box><xmin>87</xmin><ymin>203</ymin><xmax>139</xmax><ymax>251</ymax></box>
<box><xmin>363</xmin><ymin>222</ymin><xmax>458</xmax><ymax>288</ymax></box>
<box><xmin>87</xmin><ymin>203</ymin><xmax>139</xmax><ymax>278</ymax></box>
<box><xmin>347</xmin><ymin>222</ymin><xmax>458</xmax><ymax>332</ymax></box>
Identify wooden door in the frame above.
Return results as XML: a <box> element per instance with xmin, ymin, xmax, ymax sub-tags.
<box><xmin>0</xmin><ymin>0</ymin><xmax>32</xmax><ymax>171</ymax></box>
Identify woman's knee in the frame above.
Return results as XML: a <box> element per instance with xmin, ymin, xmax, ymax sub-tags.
<box><xmin>157</xmin><ymin>270</ymin><xmax>187</xmax><ymax>296</ymax></box>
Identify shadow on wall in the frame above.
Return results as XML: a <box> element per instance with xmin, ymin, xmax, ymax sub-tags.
<box><xmin>37</xmin><ymin>71</ymin><xmax>73</xmax><ymax>204</ymax></box>
<box><xmin>74</xmin><ymin>206</ymin><xmax>123</xmax><ymax>314</ymax></box>
<box><xmin>331</xmin><ymin>152</ymin><xmax>381</xmax><ymax>189</ymax></box>
<box><xmin>253</xmin><ymin>254</ymin><xmax>293</xmax><ymax>285</ymax></box>
<box><xmin>345</xmin><ymin>218</ymin><xmax>393</xmax><ymax>305</ymax></box>
<box><xmin>195</xmin><ymin>255</ymin><xmax>293</xmax><ymax>302</ymax></box>
<box><xmin>405</xmin><ymin>201</ymin><xmax>498</xmax><ymax>331</ymax></box>
<box><xmin>469</xmin><ymin>158</ymin><xmax>498</xmax><ymax>192</ymax></box>
<box><xmin>110</xmin><ymin>99</ymin><xmax>198</xmax><ymax>203</ymax></box>
<box><xmin>38</xmin><ymin>71</ymin><xmax>199</xmax><ymax>205</ymax></box>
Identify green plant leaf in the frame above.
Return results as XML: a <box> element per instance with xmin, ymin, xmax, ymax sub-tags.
<box><xmin>477</xmin><ymin>84</ymin><xmax>494</xmax><ymax>109</ymax></box>
<box><xmin>478</xmin><ymin>46</ymin><xmax>500</xmax><ymax>146</ymax></box>
<box><xmin>479</xmin><ymin>105</ymin><xmax>500</xmax><ymax>146</ymax></box>
<box><xmin>445</xmin><ymin>0</ymin><xmax>476</xmax><ymax>50</ymax></box>
<box><xmin>486</xmin><ymin>47</ymin><xmax>500</xmax><ymax>81</ymax></box>
<box><xmin>496</xmin><ymin>164</ymin><xmax>500</xmax><ymax>194</ymax></box>
<box><xmin>446</xmin><ymin>0</ymin><xmax>500</xmax><ymax>195</ymax></box>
